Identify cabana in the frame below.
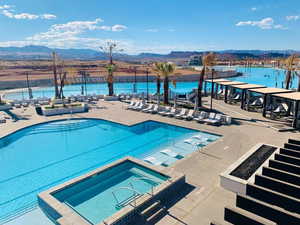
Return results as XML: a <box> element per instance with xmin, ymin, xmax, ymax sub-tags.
<box><xmin>271</xmin><ymin>92</ymin><xmax>300</xmax><ymax>128</ymax></box>
<box><xmin>214</xmin><ymin>81</ymin><xmax>248</xmax><ymax>103</ymax></box>
<box><xmin>204</xmin><ymin>79</ymin><xmax>231</xmax><ymax>96</ymax></box>
<box><xmin>247</xmin><ymin>87</ymin><xmax>294</xmax><ymax>117</ymax></box>
<box><xmin>230</xmin><ymin>84</ymin><xmax>266</xmax><ymax>109</ymax></box>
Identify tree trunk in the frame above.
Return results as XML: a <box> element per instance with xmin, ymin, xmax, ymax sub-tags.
<box><xmin>164</xmin><ymin>76</ymin><xmax>169</xmax><ymax>104</ymax></box>
<box><xmin>156</xmin><ymin>76</ymin><xmax>161</xmax><ymax>95</ymax></box>
<box><xmin>52</xmin><ymin>52</ymin><xmax>59</xmax><ymax>98</ymax></box>
<box><xmin>107</xmin><ymin>72</ymin><xmax>114</xmax><ymax>96</ymax></box>
<box><xmin>297</xmin><ymin>72</ymin><xmax>300</xmax><ymax>92</ymax></box>
<box><xmin>197</xmin><ymin>67</ymin><xmax>205</xmax><ymax>107</ymax></box>
<box><xmin>285</xmin><ymin>70</ymin><xmax>292</xmax><ymax>89</ymax></box>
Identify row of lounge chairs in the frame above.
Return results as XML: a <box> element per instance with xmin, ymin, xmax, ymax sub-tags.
<box><xmin>126</xmin><ymin>101</ymin><xmax>232</xmax><ymax>125</ymax></box>
<box><xmin>143</xmin><ymin>135</ymin><xmax>212</xmax><ymax>166</ymax></box>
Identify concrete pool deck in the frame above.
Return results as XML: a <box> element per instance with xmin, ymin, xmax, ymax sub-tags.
<box><xmin>0</xmin><ymin>97</ymin><xmax>299</xmax><ymax>225</ymax></box>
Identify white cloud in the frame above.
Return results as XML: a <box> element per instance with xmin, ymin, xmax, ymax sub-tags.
<box><xmin>112</xmin><ymin>24</ymin><xmax>127</xmax><ymax>32</ymax></box>
<box><xmin>146</xmin><ymin>28</ymin><xmax>159</xmax><ymax>32</ymax></box>
<box><xmin>286</xmin><ymin>15</ymin><xmax>299</xmax><ymax>21</ymax></box>
<box><xmin>0</xmin><ymin>5</ymin><xmax>12</xmax><ymax>9</ymax></box>
<box><xmin>41</xmin><ymin>14</ymin><xmax>57</xmax><ymax>20</ymax></box>
<box><xmin>0</xmin><ymin>5</ymin><xmax>56</xmax><ymax>20</ymax></box>
<box><xmin>236</xmin><ymin>17</ymin><xmax>287</xmax><ymax>30</ymax></box>
<box><xmin>251</xmin><ymin>7</ymin><xmax>257</xmax><ymax>11</ymax></box>
<box><xmin>0</xmin><ymin>18</ymin><xmax>128</xmax><ymax>51</ymax></box>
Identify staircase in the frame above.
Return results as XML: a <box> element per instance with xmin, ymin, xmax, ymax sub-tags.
<box><xmin>137</xmin><ymin>200</ymin><xmax>166</xmax><ymax>224</ymax></box>
<box><xmin>212</xmin><ymin>138</ymin><xmax>300</xmax><ymax>225</ymax></box>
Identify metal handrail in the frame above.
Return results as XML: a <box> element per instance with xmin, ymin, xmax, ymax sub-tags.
<box><xmin>112</xmin><ymin>186</ymin><xmax>141</xmax><ymax>208</ymax></box>
<box><xmin>131</xmin><ymin>176</ymin><xmax>159</xmax><ymax>196</ymax></box>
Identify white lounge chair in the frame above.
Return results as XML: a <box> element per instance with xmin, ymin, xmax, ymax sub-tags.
<box><xmin>194</xmin><ymin>111</ymin><xmax>208</xmax><ymax>123</ymax></box>
<box><xmin>126</xmin><ymin>101</ymin><xmax>137</xmax><ymax>110</ymax></box>
<box><xmin>175</xmin><ymin>108</ymin><xmax>187</xmax><ymax>119</ymax></box>
<box><xmin>142</xmin><ymin>104</ymin><xmax>153</xmax><ymax>113</ymax></box>
<box><xmin>158</xmin><ymin>106</ymin><xmax>170</xmax><ymax>116</ymax></box>
<box><xmin>165</xmin><ymin>108</ymin><xmax>176</xmax><ymax>117</ymax></box>
<box><xmin>192</xmin><ymin>135</ymin><xmax>209</xmax><ymax>142</ymax></box>
<box><xmin>144</xmin><ymin>156</ymin><xmax>165</xmax><ymax>166</ymax></box>
<box><xmin>149</xmin><ymin>105</ymin><xmax>159</xmax><ymax>114</ymax></box>
<box><xmin>160</xmin><ymin>149</ymin><xmax>183</xmax><ymax>159</ymax></box>
<box><xmin>204</xmin><ymin>113</ymin><xmax>222</xmax><ymax>125</ymax></box>
<box><xmin>184</xmin><ymin>138</ymin><xmax>203</xmax><ymax>146</ymax></box>
<box><xmin>132</xmin><ymin>102</ymin><xmax>142</xmax><ymax>110</ymax></box>
<box><xmin>135</xmin><ymin>103</ymin><xmax>146</xmax><ymax>111</ymax></box>
<box><xmin>181</xmin><ymin>110</ymin><xmax>195</xmax><ymax>120</ymax></box>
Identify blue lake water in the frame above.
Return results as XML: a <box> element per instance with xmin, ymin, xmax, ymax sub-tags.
<box><xmin>4</xmin><ymin>66</ymin><xmax>298</xmax><ymax>100</ymax></box>
<box><xmin>0</xmin><ymin>119</ymin><xmax>219</xmax><ymax>222</ymax></box>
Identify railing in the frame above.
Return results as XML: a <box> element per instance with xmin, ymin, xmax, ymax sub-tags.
<box><xmin>112</xmin><ymin>184</ymin><xmax>142</xmax><ymax>209</ymax></box>
<box><xmin>131</xmin><ymin>176</ymin><xmax>159</xmax><ymax>196</ymax></box>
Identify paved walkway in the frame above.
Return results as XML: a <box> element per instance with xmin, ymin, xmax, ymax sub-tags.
<box><xmin>1</xmin><ymin>98</ymin><xmax>299</xmax><ymax>225</ymax></box>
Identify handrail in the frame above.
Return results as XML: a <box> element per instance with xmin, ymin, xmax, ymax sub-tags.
<box><xmin>131</xmin><ymin>176</ymin><xmax>160</xmax><ymax>196</ymax></box>
<box><xmin>112</xmin><ymin>186</ymin><xmax>141</xmax><ymax>208</ymax></box>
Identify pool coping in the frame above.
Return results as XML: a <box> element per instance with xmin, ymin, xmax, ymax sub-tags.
<box><xmin>38</xmin><ymin>156</ymin><xmax>185</xmax><ymax>225</ymax></box>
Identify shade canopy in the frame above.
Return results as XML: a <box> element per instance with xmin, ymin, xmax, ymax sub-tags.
<box><xmin>205</xmin><ymin>78</ymin><xmax>230</xmax><ymax>83</ymax></box>
<box><xmin>272</xmin><ymin>92</ymin><xmax>300</xmax><ymax>101</ymax></box>
<box><xmin>217</xmin><ymin>81</ymin><xmax>248</xmax><ymax>86</ymax></box>
<box><xmin>231</xmin><ymin>84</ymin><xmax>266</xmax><ymax>90</ymax></box>
<box><xmin>250</xmin><ymin>87</ymin><xmax>294</xmax><ymax>95</ymax></box>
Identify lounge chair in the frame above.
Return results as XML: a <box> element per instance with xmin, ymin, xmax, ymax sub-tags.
<box><xmin>126</xmin><ymin>101</ymin><xmax>136</xmax><ymax>110</ymax></box>
<box><xmin>175</xmin><ymin>108</ymin><xmax>187</xmax><ymax>119</ymax></box>
<box><xmin>203</xmin><ymin>113</ymin><xmax>217</xmax><ymax>124</ymax></box>
<box><xmin>148</xmin><ymin>105</ymin><xmax>158</xmax><ymax>114</ymax></box>
<box><xmin>192</xmin><ymin>135</ymin><xmax>209</xmax><ymax>142</ymax></box>
<box><xmin>158</xmin><ymin>106</ymin><xmax>170</xmax><ymax>116</ymax></box>
<box><xmin>142</xmin><ymin>104</ymin><xmax>153</xmax><ymax>113</ymax></box>
<box><xmin>194</xmin><ymin>111</ymin><xmax>208</xmax><ymax>123</ymax></box>
<box><xmin>184</xmin><ymin>138</ymin><xmax>203</xmax><ymax>146</ymax></box>
<box><xmin>144</xmin><ymin>156</ymin><xmax>166</xmax><ymax>166</ymax></box>
<box><xmin>181</xmin><ymin>110</ymin><xmax>195</xmax><ymax>120</ymax></box>
<box><xmin>135</xmin><ymin>103</ymin><xmax>146</xmax><ymax>111</ymax></box>
<box><xmin>165</xmin><ymin>108</ymin><xmax>176</xmax><ymax>117</ymax></box>
<box><xmin>132</xmin><ymin>102</ymin><xmax>142</xmax><ymax>110</ymax></box>
<box><xmin>160</xmin><ymin>149</ymin><xmax>183</xmax><ymax>159</ymax></box>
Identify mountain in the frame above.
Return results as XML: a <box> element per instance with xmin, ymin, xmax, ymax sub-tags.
<box><xmin>0</xmin><ymin>45</ymin><xmax>299</xmax><ymax>61</ymax></box>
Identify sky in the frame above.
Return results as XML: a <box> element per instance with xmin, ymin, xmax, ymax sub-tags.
<box><xmin>0</xmin><ymin>0</ymin><xmax>299</xmax><ymax>54</ymax></box>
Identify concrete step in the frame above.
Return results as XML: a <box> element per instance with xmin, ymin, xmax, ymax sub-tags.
<box><xmin>288</xmin><ymin>139</ymin><xmax>300</xmax><ymax>146</ymax></box>
<box><xmin>210</xmin><ymin>220</ymin><xmax>233</xmax><ymax>225</ymax></box>
<box><xmin>224</xmin><ymin>205</ymin><xmax>276</xmax><ymax>225</ymax></box>
<box><xmin>236</xmin><ymin>195</ymin><xmax>300</xmax><ymax>225</ymax></box>
<box><xmin>274</xmin><ymin>153</ymin><xmax>300</xmax><ymax>166</ymax></box>
<box><xmin>280</xmin><ymin>148</ymin><xmax>300</xmax><ymax>159</ymax></box>
<box><xmin>284</xmin><ymin>143</ymin><xmax>300</xmax><ymax>152</ymax></box>
<box><xmin>269</xmin><ymin>159</ymin><xmax>300</xmax><ymax>176</ymax></box>
<box><xmin>140</xmin><ymin>200</ymin><xmax>160</xmax><ymax>217</ymax></box>
<box><xmin>145</xmin><ymin>207</ymin><xmax>166</xmax><ymax>224</ymax></box>
<box><xmin>246</xmin><ymin>183</ymin><xmax>300</xmax><ymax>214</ymax></box>
<box><xmin>262</xmin><ymin>166</ymin><xmax>300</xmax><ymax>186</ymax></box>
<box><xmin>254</xmin><ymin>174</ymin><xmax>300</xmax><ymax>199</ymax></box>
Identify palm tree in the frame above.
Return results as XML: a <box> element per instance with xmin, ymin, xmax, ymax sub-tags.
<box><xmin>106</xmin><ymin>64</ymin><xmax>117</xmax><ymax>96</ymax></box>
<box><xmin>197</xmin><ymin>53</ymin><xmax>217</xmax><ymax>107</ymax></box>
<box><xmin>153</xmin><ymin>62</ymin><xmax>176</xmax><ymax>104</ymax></box>
<box><xmin>284</xmin><ymin>54</ymin><xmax>298</xmax><ymax>89</ymax></box>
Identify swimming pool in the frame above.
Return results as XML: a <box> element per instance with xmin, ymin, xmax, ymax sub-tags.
<box><xmin>50</xmin><ymin>160</ymin><xmax>169</xmax><ymax>224</ymax></box>
<box><xmin>4</xmin><ymin>67</ymin><xmax>298</xmax><ymax>100</ymax></box>
<box><xmin>0</xmin><ymin>119</ymin><xmax>219</xmax><ymax>222</ymax></box>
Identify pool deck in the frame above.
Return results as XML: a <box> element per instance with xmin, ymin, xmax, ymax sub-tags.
<box><xmin>1</xmin><ymin>97</ymin><xmax>299</xmax><ymax>225</ymax></box>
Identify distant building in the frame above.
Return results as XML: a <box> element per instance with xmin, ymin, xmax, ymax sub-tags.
<box><xmin>188</xmin><ymin>55</ymin><xmax>202</xmax><ymax>66</ymax></box>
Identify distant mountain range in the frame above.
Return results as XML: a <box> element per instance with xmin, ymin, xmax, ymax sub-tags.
<box><xmin>0</xmin><ymin>45</ymin><xmax>299</xmax><ymax>61</ymax></box>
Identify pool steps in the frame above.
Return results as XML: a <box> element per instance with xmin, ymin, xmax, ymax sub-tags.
<box><xmin>140</xmin><ymin>200</ymin><xmax>166</xmax><ymax>224</ymax></box>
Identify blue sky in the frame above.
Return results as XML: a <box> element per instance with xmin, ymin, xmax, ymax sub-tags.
<box><xmin>0</xmin><ymin>0</ymin><xmax>299</xmax><ymax>54</ymax></box>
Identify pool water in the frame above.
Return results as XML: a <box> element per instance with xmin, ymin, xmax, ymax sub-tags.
<box><xmin>4</xmin><ymin>66</ymin><xmax>298</xmax><ymax>100</ymax></box>
<box><xmin>53</xmin><ymin>161</ymin><xmax>168</xmax><ymax>224</ymax></box>
<box><xmin>0</xmin><ymin>119</ymin><xmax>219</xmax><ymax>222</ymax></box>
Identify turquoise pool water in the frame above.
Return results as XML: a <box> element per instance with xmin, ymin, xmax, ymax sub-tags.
<box><xmin>0</xmin><ymin>119</ymin><xmax>219</xmax><ymax>222</ymax></box>
<box><xmin>4</xmin><ymin>67</ymin><xmax>298</xmax><ymax>100</ymax></box>
<box><xmin>53</xmin><ymin>161</ymin><xmax>168</xmax><ymax>224</ymax></box>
